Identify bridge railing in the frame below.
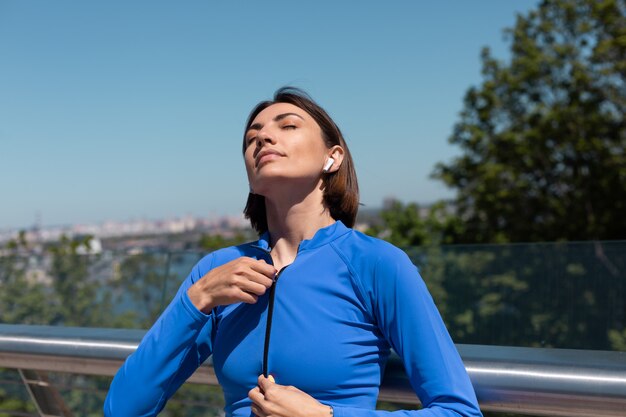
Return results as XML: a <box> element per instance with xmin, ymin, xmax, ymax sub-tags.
<box><xmin>1</xmin><ymin>324</ymin><xmax>625</xmax><ymax>417</ymax></box>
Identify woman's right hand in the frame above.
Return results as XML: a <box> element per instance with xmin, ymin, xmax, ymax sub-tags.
<box><xmin>187</xmin><ymin>257</ymin><xmax>276</xmax><ymax>313</ymax></box>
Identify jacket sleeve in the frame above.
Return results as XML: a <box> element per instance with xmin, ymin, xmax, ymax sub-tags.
<box><xmin>333</xmin><ymin>247</ymin><xmax>482</xmax><ymax>417</ymax></box>
<box><xmin>104</xmin><ymin>259</ymin><xmax>216</xmax><ymax>417</ymax></box>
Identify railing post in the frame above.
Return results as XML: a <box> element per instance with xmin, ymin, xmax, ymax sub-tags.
<box><xmin>17</xmin><ymin>369</ymin><xmax>73</xmax><ymax>417</ymax></box>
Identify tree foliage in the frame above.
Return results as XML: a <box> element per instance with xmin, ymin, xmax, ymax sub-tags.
<box><xmin>112</xmin><ymin>253</ymin><xmax>177</xmax><ymax>329</ymax></box>
<box><xmin>47</xmin><ymin>235</ymin><xmax>106</xmax><ymax>326</ymax></box>
<box><xmin>198</xmin><ymin>231</ymin><xmax>249</xmax><ymax>252</ymax></box>
<box><xmin>0</xmin><ymin>233</ymin><xmax>54</xmax><ymax>325</ymax></box>
<box><xmin>433</xmin><ymin>0</ymin><xmax>626</xmax><ymax>243</ymax></box>
<box><xmin>365</xmin><ymin>200</ymin><xmax>462</xmax><ymax>247</ymax></box>
<box><xmin>367</xmin><ymin>0</ymin><xmax>626</xmax><ymax>356</ymax></box>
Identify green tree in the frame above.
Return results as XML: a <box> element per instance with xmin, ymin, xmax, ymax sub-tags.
<box><xmin>432</xmin><ymin>0</ymin><xmax>626</xmax><ymax>244</ymax></box>
<box><xmin>0</xmin><ymin>232</ymin><xmax>55</xmax><ymax>324</ymax></box>
<box><xmin>112</xmin><ymin>253</ymin><xmax>174</xmax><ymax>328</ymax></box>
<box><xmin>365</xmin><ymin>201</ymin><xmax>429</xmax><ymax>247</ymax></box>
<box><xmin>47</xmin><ymin>234</ymin><xmax>114</xmax><ymax>327</ymax></box>
<box><xmin>426</xmin><ymin>0</ymin><xmax>626</xmax><ymax>353</ymax></box>
<box><xmin>198</xmin><ymin>231</ymin><xmax>249</xmax><ymax>252</ymax></box>
<box><xmin>365</xmin><ymin>200</ymin><xmax>461</xmax><ymax>247</ymax></box>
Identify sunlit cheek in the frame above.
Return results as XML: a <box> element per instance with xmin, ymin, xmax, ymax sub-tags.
<box><xmin>245</xmin><ymin>160</ymin><xmax>256</xmax><ymax>179</ymax></box>
<box><xmin>242</xmin><ymin>152</ymin><xmax>255</xmax><ymax>177</ymax></box>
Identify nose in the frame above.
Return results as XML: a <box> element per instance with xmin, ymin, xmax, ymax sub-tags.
<box><xmin>256</xmin><ymin>129</ymin><xmax>275</xmax><ymax>147</ymax></box>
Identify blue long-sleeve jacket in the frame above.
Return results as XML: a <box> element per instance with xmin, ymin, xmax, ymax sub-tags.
<box><xmin>105</xmin><ymin>221</ymin><xmax>482</xmax><ymax>417</ymax></box>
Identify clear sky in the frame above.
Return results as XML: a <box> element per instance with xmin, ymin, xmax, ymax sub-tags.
<box><xmin>0</xmin><ymin>0</ymin><xmax>540</xmax><ymax>230</ymax></box>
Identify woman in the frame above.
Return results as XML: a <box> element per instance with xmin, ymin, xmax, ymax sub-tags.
<box><xmin>104</xmin><ymin>87</ymin><xmax>483</xmax><ymax>417</ymax></box>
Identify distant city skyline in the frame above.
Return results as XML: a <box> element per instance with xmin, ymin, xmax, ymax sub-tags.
<box><xmin>0</xmin><ymin>1</ymin><xmax>540</xmax><ymax>230</ymax></box>
<box><xmin>0</xmin><ymin>212</ymin><xmax>248</xmax><ymax>244</ymax></box>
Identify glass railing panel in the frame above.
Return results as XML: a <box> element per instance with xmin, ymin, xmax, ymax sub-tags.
<box><xmin>405</xmin><ymin>240</ymin><xmax>626</xmax><ymax>350</ymax></box>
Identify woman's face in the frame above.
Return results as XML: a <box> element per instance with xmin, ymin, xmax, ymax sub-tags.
<box><xmin>244</xmin><ymin>102</ymin><xmax>330</xmax><ymax>196</ymax></box>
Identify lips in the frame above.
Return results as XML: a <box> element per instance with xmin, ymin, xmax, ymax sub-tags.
<box><xmin>255</xmin><ymin>149</ymin><xmax>284</xmax><ymax>167</ymax></box>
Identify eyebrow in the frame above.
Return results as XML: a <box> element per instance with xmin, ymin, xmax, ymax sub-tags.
<box><xmin>247</xmin><ymin>112</ymin><xmax>305</xmax><ymax>132</ymax></box>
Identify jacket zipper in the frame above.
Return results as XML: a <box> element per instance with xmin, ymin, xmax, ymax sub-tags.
<box><xmin>263</xmin><ymin>265</ymin><xmax>288</xmax><ymax>377</ymax></box>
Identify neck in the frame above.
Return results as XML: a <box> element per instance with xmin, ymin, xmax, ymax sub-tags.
<box><xmin>263</xmin><ymin>182</ymin><xmax>335</xmax><ymax>269</ymax></box>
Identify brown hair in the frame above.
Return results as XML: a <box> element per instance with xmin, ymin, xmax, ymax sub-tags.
<box><xmin>243</xmin><ymin>87</ymin><xmax>359</xmax><ymax>234</ymax></box>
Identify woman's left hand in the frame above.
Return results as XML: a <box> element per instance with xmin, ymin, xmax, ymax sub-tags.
<box><xmin>248</xmin><ymin>375</ymin><xmax>332</xmax><ymax>417</ymax></box>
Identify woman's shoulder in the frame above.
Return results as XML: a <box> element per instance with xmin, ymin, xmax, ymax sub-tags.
<box><xmin>333</xmin><ymin>228</ymin><xmax>414</xmax><ymax>275</ymax></box>
<box><xmin>332</xmin><ymin>228</ymin><xmax>422</xmax><ymax>311</ymax></box>
<box><xmin>335</xmin><ymin>227</ymin><xmax>410</xmax><ymax>260</ymax></box>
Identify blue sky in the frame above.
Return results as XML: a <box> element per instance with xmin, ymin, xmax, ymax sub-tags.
<box><xmin>0</xmin><ymin>0</ymin><xmax>539</xmax><ymax>230</ymax></box>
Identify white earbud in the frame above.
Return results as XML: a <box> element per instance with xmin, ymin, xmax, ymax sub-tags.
<box><xmin>323</xmin><ymin>158</ymin><xmax>335</xmax><ymax>173</ymax></box>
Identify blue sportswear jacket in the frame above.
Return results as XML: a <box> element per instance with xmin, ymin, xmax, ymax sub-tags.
<box><xmin>105</xmin><ymin>221</ymin><xmax>482</xmax><ymax>417</ymax></box>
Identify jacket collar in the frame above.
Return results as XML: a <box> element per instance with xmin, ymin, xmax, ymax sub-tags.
<box><xmin>253</xmin><ymin>220</ymin><xmax>351</xmax><ymax>253</ymax></box>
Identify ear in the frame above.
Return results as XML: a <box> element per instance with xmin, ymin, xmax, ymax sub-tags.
<box><xmin>326</xmin><ymin>145</ymin><xmax>345</xmax><ymax>173</ymax></box>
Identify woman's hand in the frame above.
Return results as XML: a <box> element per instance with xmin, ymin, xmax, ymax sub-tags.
<box><xmin>187</xmin><ymin>257</ymin><xmax>276</xmax><ymax>313</ymax></box>
<box><xmin>249</xmin><ymin>375</ymin><xmax>332</xmax><ymax>417</ymax></box>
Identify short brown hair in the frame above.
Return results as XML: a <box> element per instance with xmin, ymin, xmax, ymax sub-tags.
<box><xmin>243</xmin><ymin>87</ymin><xmax>359</xmax><ymax>234</ymax></box>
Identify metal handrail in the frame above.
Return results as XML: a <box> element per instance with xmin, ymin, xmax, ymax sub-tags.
<box><xmin>1</xmin><ymin>324</ymin><xmax>625</xmax><ymax>417</ymax></box>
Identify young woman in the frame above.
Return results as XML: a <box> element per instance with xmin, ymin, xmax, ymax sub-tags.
<box><xmin>105</xmin><ymin>88</ymin><xmax>482</xmax><ymax>417</ymax></box>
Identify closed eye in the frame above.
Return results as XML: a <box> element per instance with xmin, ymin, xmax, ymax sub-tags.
<box><xmin>282</xmin><ymin>125</ymin><xmax>296</xmax><ymax>130</ymax></box>
<box><xmin>246</xmin><ymin>136</ymin><xmax>257</xmax><ymax>146</ymax></box>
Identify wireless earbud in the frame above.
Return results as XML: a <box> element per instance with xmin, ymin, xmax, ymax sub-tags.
<box><xmin>323</xmin><ymin>158</ymin><xmax>335</xmax><ymax>173</ymax></box>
